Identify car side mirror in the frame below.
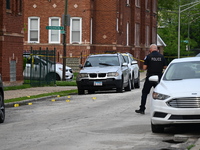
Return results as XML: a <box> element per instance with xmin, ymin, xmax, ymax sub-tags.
<box><xmin>122</xmin><ymin>62</ymin><xmax>128</xmax><ymax>66</ymax></box>
<box><xmin>131</xmin><ymin>60</ymin><xmax>137</xmax><ymax>65</ymax></box>
<box><xmin>149</xmin><ymin>75</ymin><xmax>159</xmax><ymax>82</ymax></box>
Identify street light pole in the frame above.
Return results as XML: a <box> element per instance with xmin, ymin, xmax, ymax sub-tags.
<box><xmin>178</xmin><ymin>0</ymin><xmax>200</xmax><ymax>58</ymax></box>
<box><xmin>62</xmin><ymin>0</ymin><xmax>68</xmax><ymax>81</ymax></box>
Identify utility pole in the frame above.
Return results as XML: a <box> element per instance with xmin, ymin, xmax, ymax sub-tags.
<box><xmin>62</xmin><ymin>0</ymin><xmax>68</xmax><ymax>81</ymax></box>
<box><xmin>177</xmin><ymin>0</ymin><xmax>200</xmax><ymax>58</ymax></box>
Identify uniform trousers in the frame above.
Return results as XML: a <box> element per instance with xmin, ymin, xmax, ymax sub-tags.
<box><xmin>139</xmin><ymin>76</ymin><xmax>159</xmax><ymax>111</ymax></box>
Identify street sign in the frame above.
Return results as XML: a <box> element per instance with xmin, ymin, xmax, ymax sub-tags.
<box><xmin>46</xmin><ymin>26</ymin><xmax>64</xmax><ymax>30</ymax></box>
<box><xmin>61</xmin><ymin>30</ymin><xmax>65</xmax><ymax>34</ymax></box>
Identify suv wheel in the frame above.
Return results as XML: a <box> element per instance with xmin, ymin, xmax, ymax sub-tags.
<box><xmin>131</xmin><ymin>74</ymin><xmax>135</xmax><ymax>89</ymax></box>
<box><xmin>116</xmin><ymin>78</ymin><xmax>123</xmax><ymax>93</ymax></box>
<box><xmin>0</xmin><ymin>94</ymin><xmax>5</xmax><ymax>123</ymax></box>
<box><xmin>134</xmin><ymin>73</ymin><xmax>140</xmax><ymax>88</ymax></box>
<box><xmin>78</xmin><ymin>88</ymin><xmax>84</xmax><ymax>95</ymax></box>
<box><xmin>124</xmin><ymin>78</ymin><xmax>131</xmax><ymax>91</ymax></box>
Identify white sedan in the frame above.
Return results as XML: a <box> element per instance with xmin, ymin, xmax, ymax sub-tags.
<box><xmin>149</xmin><ymin>57</ymin><xmax>200</xmax><ymax>133</ymax></box>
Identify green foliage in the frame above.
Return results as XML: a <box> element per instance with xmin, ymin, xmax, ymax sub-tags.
<box><xmin>158</xmin><ymin>0</ymin><xmax>200</xmax><ymax>57</ymax></box>
<box><xmin>4</xmin><ymin>89</ymin><xmax>78</xmax><ymax>103</ymax></box>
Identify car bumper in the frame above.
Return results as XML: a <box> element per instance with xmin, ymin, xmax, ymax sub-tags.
<box><xmin>76</xmin><ymin>78</ymin><xmax>122</xmax><ymax>90</ymax></box>
<box><xmin>151</xmin><ymin>99</ymin><xmax>200</xmax><ymax>125</ymax></box>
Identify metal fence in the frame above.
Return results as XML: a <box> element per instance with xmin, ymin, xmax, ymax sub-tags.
<box><xmin>23</xmin><ymin>48</ymin><xmax>56</xmax><ymax>86</ymax></box>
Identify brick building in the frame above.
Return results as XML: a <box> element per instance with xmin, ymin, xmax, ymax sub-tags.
<box><xmin>0</xmin><ymin>0</ymin><xmax>24</xmax><ymax>86</ymax></box>
<box><xmin>24</xmin><ymin>0</ymin><xmax>158</xmax><ymax>70</ymax></box>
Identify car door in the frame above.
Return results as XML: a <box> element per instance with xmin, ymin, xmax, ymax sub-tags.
<box><xmin>119</xmin><ymin>55</ymin><xmax>129</xmax><ymax>83</ymax></box>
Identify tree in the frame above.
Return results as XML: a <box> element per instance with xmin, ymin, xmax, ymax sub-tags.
<box><xmin>158</xmin><ymin>0</ymin><xmax>200</xmax><ymax>58</ymax></box>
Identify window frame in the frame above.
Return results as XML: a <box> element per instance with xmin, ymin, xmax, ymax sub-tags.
<box><xmin>48</xmin><ymin>17</ymin><xmax>61</xmax><ymax>44</ymax></box>
<box><xmin>70</xmin><ymin>17</ymin><xmax>82</xmax><ymax>44</ymax></box>
<box><xmin>145</xmin><ymin>25</ymin><xmax>150</xmax><ymax>47</ymax></box>
<box><xmin>135</xmin><ymin>23</ymin><xmax>140</xmax><ymax>46</ymax></box>
<box><xmin>28</xmin><ymin>17</ymin><xmax>40</xmax><ymax>43</ymax></box>
<box><xmin>6</xmin><ymin>0</ymin><xmax>10</xmax><ymax>10</ymax></box>
<box><xmin>135</xmin><ymin>0</ymin><xmax>140</xmax><ymax>7</ymax></box>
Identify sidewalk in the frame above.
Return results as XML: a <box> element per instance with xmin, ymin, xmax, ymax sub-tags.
<box><xmin>4</xmin><ymin>71</ymin><xmax>147</xmax><ymax>100</ymax></box>
<box><xmin>4</xmin><ymin>86</ymin><xmax>77</xmax><ymax>100</ymax></box>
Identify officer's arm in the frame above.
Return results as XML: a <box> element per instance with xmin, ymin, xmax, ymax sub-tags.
<box><xmin>143</xmin><ymin>65</ymin><xmax>147</xmax><ymax>70</ymax></box>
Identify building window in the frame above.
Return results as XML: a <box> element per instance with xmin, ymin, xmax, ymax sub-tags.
<box><xmin>116</xmin><ymin>18</ymin><xmax>119</xmax><ymax>32</ymax></box>
<box><xmin>135</xmin><ymin>23</ymin><xmax>140</xmax><ymax>46</ymax></box>
<box><xmin>49</xmin><ymin>17</ymin><xmax>61</xmax><ymax>43</ymax></box>
<box><xmin>152</xmin><ymin>27</ymin><xmax>157</xmax><ymax>44</ymax></box>
<box><xmin>135</xmin><ymin>0</ymin><xmax>140</xmax><ymax>7</ymax></box>
<box><xmin>127</xmin><ymin>0</ymin><xmax>130</xmax><ymax>5</ymax></box>
<box><xmin>28</xmin><ymin>17</ymin><xmax>40</xmax><ymax>43</ymax></box>
<box><xmin>70</xmin><ymin>17</ymin><xmax>82</xmax><ymax>44</ymax></box>
<box><xmin>126</xmin><ymin>22</ymin><xmax>129</xmax><ymax>46</ymax></box>
<box><xmin>90</xmin><ymin>18</ymin><xmax>93</xmax><ymax>44</ymax></box>
<box><xmin>153</xmin><ymin>0</ymin><xmax>157</xmax><ymax>12</ymax></box>
<box><xmin>146</xmin><ymin>25</ymin><xmax>150</xmax><ymax>47</ymax></box>
<box><xmin>6</xmin><ymin>0</ymin><xmax>10</xmax><ymax>9</ymax></box>
<box><xmin>17</xmin><ymin>0</ymin><xmax>22</xmax><ymax>14</ymax></box>
<box><xmin>146</xmin><ymin>0</ymin><xmax>150</xmax><ymax>10</ymax></box>
<box><xmin>10</xmin><ymin>61</ymin><xmax>16</xmax><ymax>82</ymax></box>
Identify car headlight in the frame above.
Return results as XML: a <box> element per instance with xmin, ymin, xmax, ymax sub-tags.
<box><xmin>107</xmin><ymin>72</ymin><xmax>119</xmax><ymax>77</ymax></box>
<box><xmin>152</xmin><ymin>92</ymin><xmax>170</xmax><ymax>100</ymax></box>
<box><xmin>78</xmin><ymin>73</ymin><xmax>88</xmax><ymax>78</ymax></box>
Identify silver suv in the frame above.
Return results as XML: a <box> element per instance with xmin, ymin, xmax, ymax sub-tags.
<box><xmin>76</xmin><ymin>53</ymin><xmax>131</xmax><ymax>94</ymax></box>
<box><xmin>122</xmin><ymin>53</ymin><xmax>140</xmax><ymax>89</ymax></box>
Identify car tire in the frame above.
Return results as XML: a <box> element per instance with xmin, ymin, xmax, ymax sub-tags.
<box><xmin>56</xmin><ymin>74</ymin><xmax>61</xmax><ymax>80</ymax></box>
<box><xmin>151</xmin><ymin>122</ymin><xmax>164</xmax><ymax>133</ymax></box>
<box><xmin>134</xmin><ymin>73</ymin><xmax>140</xmax><ymax>88</ymax></box>
<box><xmin>46</xmin><ymin>73</ymin><xmax>55</xmax><ymax>81</ymax></box>
<box><xmin>131</xmin><ymin>74</ymin><xmax>135</xmax><ymax>89</ymax></box>
<box><xmin>116</xmin><ymin>78</ymin><xmax>123</xmax><ymax>93</ymax></box>
<box><xmin>124</xmin><ymin>78</ymin><xmax>131</xmax><ymax>91</ymax></box>
<box><xmin>0</xmin><ymin>94</ymin><xmax>5</xmax><ymax>123</ymax></box>
<box><xmin>78</xmin><ymin>88</ymin><xmax>84</xmax><ymax>95</ymax></box>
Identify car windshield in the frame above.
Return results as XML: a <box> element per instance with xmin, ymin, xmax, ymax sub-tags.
<box><xmin>163</xmin><ymin>61</ymin><xmax>200</xmax><ymax>80</ymax></box>
<box><xmin>84</xmin><ymin>56</ymin><xmax>120</xmax><ymax>67</ymax></box>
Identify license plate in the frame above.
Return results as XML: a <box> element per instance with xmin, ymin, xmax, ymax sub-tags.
<box><xmin>94</xmin><ymin>81</ymin><xmax>102</xmax><ymax>86</ymax></box>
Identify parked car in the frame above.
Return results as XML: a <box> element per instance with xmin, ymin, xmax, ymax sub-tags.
<box><xmin>76</xmin><ymin>53</ymin><xmax>131</xmax><ymax>94</ymax></box>
<box><xmin>0</xmin><ymin>74</ymin><xmax>5</xmax><ymax>123</ymax></box>
<box><xmin>149</xmin><ymin>57</ymin><xmax>200</xmax><ymax>133</ymax></box>
<box><xmin>23</xmin><ymin>54</ymin><xmax>73</xmax><ymax>80</ymax></box>
<box><xmin>122</xmin><ymin>53</ymin><xmax>140</xmax><ymax>89</ymax></box>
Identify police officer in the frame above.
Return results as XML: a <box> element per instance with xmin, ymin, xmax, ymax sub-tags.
<box><xmin>135</xmin><ymin>44</ymin><xmax>167</xmax><ymax>114</ymax></box>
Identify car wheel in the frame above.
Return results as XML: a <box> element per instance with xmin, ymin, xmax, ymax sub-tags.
<box><xmin>124</xmin><ymin>78</ymin><xmax>131</xmax><ymax>91</ymax></box>
<box><xmin>46</xmin><ymin>73</ymin><xmax>55</xmax><ymax>81</ymax></box>
<box><xmin>56</xmin><ymin>74</ymin><xmax>61</xmax><ymax>80</ymax></box>
<box><xmin>0</xmin><ymin>94</ymin><xmax>5</xmax><ymax>123</ymax></box>
<box><xmin>116</xmin><ymin>78</ymin><xmax>123</xmax><ymax>93</ymax></box>
<box><xmin>151</xmin><ymin>122</ymin><xmax>164</xmax><ymax>133</ymax></box>
<box><xmin>78</xmin><ymin>88</ymin><xmax>84</xmax><ymax>95</ymax></box>
<box><xmin>131</xmin><ymin>74</ymin><xmax>135</xmax><ymax>89</ymax></box>
<box><xmin>134</xmin><ymin>73</ymin><xmax>140</xmax><ymax>88</ymax></box>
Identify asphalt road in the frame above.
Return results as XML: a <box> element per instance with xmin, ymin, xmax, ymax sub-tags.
<box><xmin>0</xmin><ymin>82</ymin><xmax>200</xmax><ymax>150</ymax></box>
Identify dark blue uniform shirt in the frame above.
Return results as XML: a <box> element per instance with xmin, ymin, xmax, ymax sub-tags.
<box><xmin>144</xmin><ymin>51</ymin><xmax>167</xmax><ymax>76</ymax></box>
